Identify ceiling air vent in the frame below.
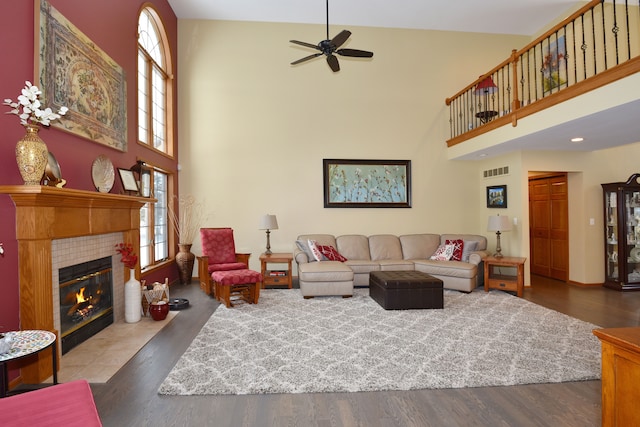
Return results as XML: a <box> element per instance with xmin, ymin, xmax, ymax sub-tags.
<box><xmin>483</xmin><ymin>166</ymin><xmax>509</xmax><ymax>179</ymax></box>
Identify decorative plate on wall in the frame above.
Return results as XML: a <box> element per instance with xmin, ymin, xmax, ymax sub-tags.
<box><xmin>91</xmin><ymin>154</ymin><xmax>115</xmax><ymax>193</ymax></box>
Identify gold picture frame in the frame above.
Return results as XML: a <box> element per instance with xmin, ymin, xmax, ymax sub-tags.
<box><xmin>35</xmin><ymin>0</ymin><xmax>127</xmax><ymax>151</ymax></box>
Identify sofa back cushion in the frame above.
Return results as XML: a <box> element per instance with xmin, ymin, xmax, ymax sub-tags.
<box><xmin>336</xmin><ymin>235</ymin><xmax>371</xmax><ymax>260</ymax></box>
<box><xmin>399</xmin><ymin>234</ymin><xmax>441</xmax><ymax>259</ymax></box>
<box><xmin>369</xmin><ymin>235</ymin><xmax>403</xmax><ymax>261</ymax></box>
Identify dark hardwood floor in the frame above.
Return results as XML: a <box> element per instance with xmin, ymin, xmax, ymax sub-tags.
<box><xmin>91</xmin><ymin>276</ymin><xmax>640</xmax><ymax>427</ymax></box>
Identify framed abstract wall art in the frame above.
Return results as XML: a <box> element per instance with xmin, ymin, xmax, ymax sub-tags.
<box><xmin>36</xmin><ymin>0</ymin><xmax>127</xmax><ymax>151</ymax></box>
<box><xmin>323</xmin><ymin>159</ymin><xmax>411</xmax><ymax>208</ymax></box>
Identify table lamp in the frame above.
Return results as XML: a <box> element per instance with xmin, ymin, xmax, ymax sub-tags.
<box><xmin>259</xmin><ymin>214</ymin><xmax>278</xmax><ymax>255</ymax></box>
<box><xmin>487</xmin><ymin>214</ymin><xmax>511</xmax><ymax>258</ymax></box>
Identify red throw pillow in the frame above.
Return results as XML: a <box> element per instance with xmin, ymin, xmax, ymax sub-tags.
<box><xmin>445</xmin><ymin>239</ymin><xmax>464</xmax><ymax>261</ymax></box>
<box><xmin>318</xmin><ymin>245</ymin><xmax>348</xmax><ymax>262</ymax></box>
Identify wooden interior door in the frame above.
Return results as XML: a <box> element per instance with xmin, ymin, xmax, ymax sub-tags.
<box><xmin>529</xmin><ymin>173</ymin><xmax>569</xmax><ymax>281</ymax></box>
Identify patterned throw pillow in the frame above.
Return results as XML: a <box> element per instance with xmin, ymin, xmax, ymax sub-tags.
<box><xmin>318</xmin><ymin>245</ymin><xmax>348</xmax><ymax>262</ymax></box>
<box><xmin>430</xmin><ymin>244</ymin><xmax>455</xmax><ymax>261</ymax></box>
<box><xmin>307</xmin><ymin>240</ymin><xmax>326</xmax><ymax>261</ymax></box>
<box><xmin>445</xmin><ymin>239</ymin><xmax>464</xmax><ymax>261</ymax></box>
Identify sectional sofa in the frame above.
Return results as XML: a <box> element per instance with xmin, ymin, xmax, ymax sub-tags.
<box><xmin>294</xmin><ymin>233</ymin><xmax>489</xmax><ymax>298</ymax></box>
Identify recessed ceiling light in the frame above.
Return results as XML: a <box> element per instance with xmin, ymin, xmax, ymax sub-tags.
<box><xmin>479</xmin><ymin>153</ymin><xmax>488</xmax><ymax>157</ymax></box>
<box><xmin>571</xmin><ymin>137</ymin><xmax>584</xmax><ymax>143</ymax></box>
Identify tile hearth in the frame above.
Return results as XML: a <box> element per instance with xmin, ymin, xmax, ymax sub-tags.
<box><xmin>47</xmin><ymin>312</ymin><xmax>177</xmax><ymax>384</ymax></box>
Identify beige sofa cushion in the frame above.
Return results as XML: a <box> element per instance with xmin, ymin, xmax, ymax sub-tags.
<box><xmin>413</xmin><ymin>259</ymin><xmax>477</xmax><ymax>279</ymax></box>
<box><xmin>399</xmin><ymin>234</ymin><xmax>441</xmax><ymax>259</ymax></box>
<box><xmin>368</xmin><ymin>234</ymin><xmax>403</xmax><ymax>261</ymax></box>
<box><xmin>379</xmin><ymin>260</ymin><xmax>415</xmax><ymax>270</ymax></box>
<box><xmin>298</xmin><ymin>261</ymin><xmax>353</xmax><ymax>282</ymax></box>
<box><xmin>344</xmin><ymin>260</ymin><xmax>381</xmax><ymax>274</ymax></box>
<box><xmin>336</xmin><ymin>235</ymin><xmax>371</xmax><ymax>260</ymax></box>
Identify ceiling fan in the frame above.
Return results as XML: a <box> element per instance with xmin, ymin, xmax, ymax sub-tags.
<box><xmin>289</xmin><ymin>0</ymin><xmax>374</xmax><ymax>72</ymax></box>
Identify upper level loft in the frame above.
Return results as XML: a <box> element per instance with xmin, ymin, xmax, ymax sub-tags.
<box><xmin>446</xmin><ymin>0</ymin><xmax>640</xmax><ymax>160</ymax></box>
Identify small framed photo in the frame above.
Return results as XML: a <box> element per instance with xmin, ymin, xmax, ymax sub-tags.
<box><xmin>118</xmin><ymin>168</ymin><xmax>139</xmax><ymax>194</ymax></box>
<box><xmin>487</xmin><ymin>185</ymin><xmax>507</xmax><ymax>208</ymax></box>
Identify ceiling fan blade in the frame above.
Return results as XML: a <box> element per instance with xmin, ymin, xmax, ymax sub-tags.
<box><xmin>326</xmin><ymin>54</ymin><xmax>340</xmax><ymax>72</ymax></box>
<box><xmin>291</xmin><ymin>53</ymin><xmax>322</xmax><ymax>65</ymax></box>
<box><xmin>336</xmin><ymin>48</ymin><xmax>374</xmax><ymax>58</ymax></box>
<box><xmin>290</xmin><ymin>40</ymin><xmax>320</xmax><ymax>50</ymax></box>
<box><xmin>330</xmin><ymin>30</ymin><xmax>351</xmax><ymax>48</ymax></box>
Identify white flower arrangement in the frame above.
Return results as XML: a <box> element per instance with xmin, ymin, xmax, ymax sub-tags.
<box><xmin>3</xmin><ymin>81</ymin><xmax>68</xmax><ymax>126</ymax></box>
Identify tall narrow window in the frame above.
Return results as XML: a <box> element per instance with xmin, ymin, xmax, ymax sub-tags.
<box><xmin>138</xmin><ymin>8</ymin><xmax>171</xmax><ymax>156</ymax></box>
<box><xmin>139</xmin><ymin>166</ymin><xmax>170</xmax><ymax>270</ymax></box>
<box><xmin>137</xmin><ymin>7</ymin><xmax>173</xmax><ymax>270</ymax></box>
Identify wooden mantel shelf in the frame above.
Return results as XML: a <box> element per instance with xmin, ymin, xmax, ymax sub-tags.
<box><xmin>0</xmin><ymin>185</ymin><xmax>149</xmax><ymax>384</ymax></box>
<box><xmin>0</xmin><ymin>185</ymin><xmax>152</xmax><ymax>240</ymax></box>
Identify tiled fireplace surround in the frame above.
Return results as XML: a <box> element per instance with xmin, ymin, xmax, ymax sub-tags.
<box><xmin>0</xmin><ymin>186</ymin><xmax>147</xmax><ymax>384</ymax></box>
<box><xmin>52</xmin><ymin>233</ymin><xmax>126</xmax><ymax>336</ymax></box>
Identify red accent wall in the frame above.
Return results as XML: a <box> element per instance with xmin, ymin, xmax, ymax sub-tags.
<box><xmin>0</xmin><ymin>0</ymin><xmax>178</xmax><ymax>383</ymax></box>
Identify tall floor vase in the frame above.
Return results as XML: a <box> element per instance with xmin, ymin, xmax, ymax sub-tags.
<box><xmin>124</xmin><ymin>268</ymin><xmax>142</xmax><ymax>323</ymax></box>
<box><xmin>16</xmin><ymin>123</ymin><xmax>48</xmax><ymax>185</ymax></box>
<box><xmin>176</xmin><ymin>244</ymin><xmax>196</xmax><ymax>285</ymax></box>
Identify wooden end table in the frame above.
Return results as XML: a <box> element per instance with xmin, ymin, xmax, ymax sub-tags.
<box><xmin>260</xmin><ymin>253</ymin><xmax>293</xmax><ymax>289</ymax></box>
<box><xmin>0</xmin><ymin>330</ymin><xmax>58</xmax><ymax>397</ymax></box>
<box><xmin>484</xmin><ymin>256</ymin><xmax>526</xmax><ymax>297</ymax></box>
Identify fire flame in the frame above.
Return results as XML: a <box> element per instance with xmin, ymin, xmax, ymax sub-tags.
<box><xmin>76</xmin><ymin>287</ymin><xmax>88</xmax><ymax>303</ymax></box>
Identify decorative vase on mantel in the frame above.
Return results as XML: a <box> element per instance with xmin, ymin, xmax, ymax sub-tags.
<box><xmin>124</xmin><ymin>268</ymin><xmax>142</xmax><ymax>323</ymax></box>
<box><xmin>16</xmin><ymin>123</ymin><xmax>48</xmax><ymax>185</ymax></box>
<box><xmin>175</xmin><ymin>244</ymin><xmax>196</xmax><ymax>285</ymax></box>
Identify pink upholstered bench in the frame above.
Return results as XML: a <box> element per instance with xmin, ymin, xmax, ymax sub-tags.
<box><xmin>0</xmin><ymin>379</ymin><xmax>101</xmax><ymax>426</ymax></box>
<box><xmin>211</xmin><ymin>269</ymin><xmax>262</xmax><ymax>308</ymax></box>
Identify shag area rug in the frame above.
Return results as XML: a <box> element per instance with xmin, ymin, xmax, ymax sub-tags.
<box><xmin>159</xmin><ymin>288</ymin><xmax>601</xmax><ymax>395</ymax></box>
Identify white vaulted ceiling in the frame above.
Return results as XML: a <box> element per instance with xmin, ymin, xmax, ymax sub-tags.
<box><xmin>167</xmin><ymin>0</ymin><xmax>583</xmax><ymax>36</ymax></box>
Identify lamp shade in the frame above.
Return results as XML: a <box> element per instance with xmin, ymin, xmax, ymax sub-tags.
<box><xmin>259</xmin><ymin>214</ymin><xmax>278</xmax><ymax>230</ymax></box>
<box><xmin>487</xmin><ymin>214</ymin><xmax>511</xmax><ymax>232</ymax></box>
<box><xmin>474</xmin><ymin>76</ymin><xmax>498</xmax><ymax>95</ymax></box>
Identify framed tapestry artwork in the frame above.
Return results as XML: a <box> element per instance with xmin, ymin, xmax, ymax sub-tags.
<box><xmin>486</xmin><ymin>185</ymin><xmax>507</xmax><ymax>208</ymax></box>
<box><xmin>323</xmin><ymin>159</ymin><xmax>411</xmax><ymax>208</ymax></box>
<box><xmin>542</xmin><ymin>35</ymin><xmax>567</xmax><ymax>94</ymax></box>
<box><xmin>36</xmin><ymin>0</ymin><xmax>127</xmax><ymax>151</ymax></box>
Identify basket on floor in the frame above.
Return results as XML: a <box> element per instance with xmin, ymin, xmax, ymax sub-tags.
<box><xmin>141</xmin><ymin>278</ymin><xmax>169</xmax><ymax>316</ymax></box>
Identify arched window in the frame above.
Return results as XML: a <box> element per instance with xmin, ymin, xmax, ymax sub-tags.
<box><xmin>138</xmin><ymin>7</ymin><xmax>172</xmax><ymax>155</ymax></box>
<box><xmin>137</xmin><ymin>7</ymin><xmax>173</xmax><ymax>270</ymax></box>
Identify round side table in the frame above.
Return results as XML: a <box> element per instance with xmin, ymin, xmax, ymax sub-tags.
<box><xmin>0</xmin><ymin>330</ymin><xmax>57</xmax><ymax>397</ymax></box>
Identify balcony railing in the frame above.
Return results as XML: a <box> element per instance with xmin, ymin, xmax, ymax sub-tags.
<box><xmin>446</xmin><ymin>0</ymin><xmax>640</xmax><ymax>146</ymax></box>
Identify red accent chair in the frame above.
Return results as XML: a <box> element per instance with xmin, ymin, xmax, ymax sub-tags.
<box><xmin>197</xmin><ymin>228</ymin><xmax>262</xmax><ymax>307</ymax></box>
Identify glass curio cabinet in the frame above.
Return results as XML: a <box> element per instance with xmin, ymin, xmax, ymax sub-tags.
<box><xmin>602</xmin><ymin>174</ymin><xmax>640</xmax><ymax>291</ymax></box>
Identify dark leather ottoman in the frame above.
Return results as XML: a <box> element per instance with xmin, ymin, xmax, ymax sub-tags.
<box><xmin>369</xmin><ymin>271</ymin><xmax>443</xmax><ymax>310</ymax></box>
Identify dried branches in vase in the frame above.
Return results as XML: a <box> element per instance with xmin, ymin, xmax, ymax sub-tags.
<box><xmin>168</xmin><ymin>195</ymin><xmax>205</xmax><ymax>284</ymax></box>
<box><xmin>167</xmin><ymin>195</ymin><xmax>205</xmax><ymax>245</ymax></box>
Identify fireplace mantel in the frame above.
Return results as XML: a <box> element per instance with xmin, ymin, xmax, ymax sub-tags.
<box><xmin>0</xmin><ymin>185</ymin><xmax>148</xmax><ymax>383</ymax></box>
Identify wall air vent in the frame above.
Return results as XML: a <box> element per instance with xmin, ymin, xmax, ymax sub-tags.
<box><xmin>483</xmin><ymin>166</ymin><xmax>509</xmax><ymax>179</ymax></box>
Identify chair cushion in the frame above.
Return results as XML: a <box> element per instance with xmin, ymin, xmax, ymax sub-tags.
<box><xmin>211</xmin><ymin>269</ymin><xmax>262</xmax><ymax>285</ymax></box>
<box><xmin>208</xmin><ymin>262</ymin><xmax>247</xmax><ymax>273</ymax></box>
<box><xmin>200</xmin><ymin>228</ymin><xmax>237</xmax><ymax>264</ymax></box>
